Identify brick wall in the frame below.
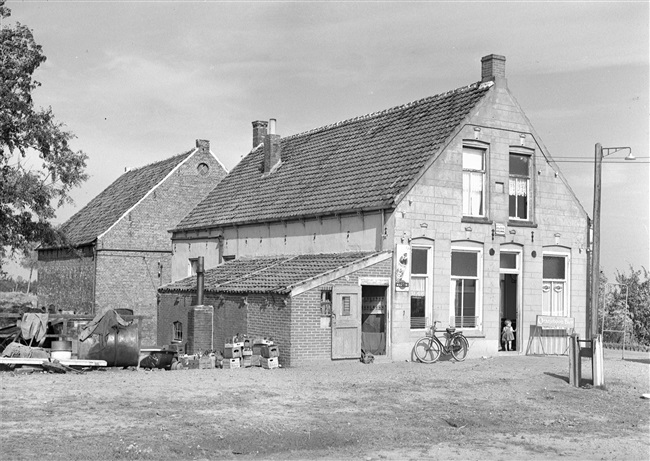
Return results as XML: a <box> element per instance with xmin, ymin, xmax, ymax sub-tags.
<box><xmin>187</xmin><ymin>305</ymin><xmax>214</xmax><ymax>354</ymax></box>
<box><xmin>37</xmin><ymin>248</ymin><xmax>95</xmax><ymax>314</ymax></box>
<box><xmin>288</xmin><ymin>258</ymin><xmax>392</xmax><ymax>367</ymax></box>
<box><xmin>94</xmin><ymin>251</ymin><xmax>170</xmax><ymax>346</ymax></box>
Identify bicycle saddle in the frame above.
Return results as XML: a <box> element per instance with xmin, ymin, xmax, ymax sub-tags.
<box><xmin>446</xmin><ymin>327</ymin><xmax>456</xmax><ymax>334</ymax></box>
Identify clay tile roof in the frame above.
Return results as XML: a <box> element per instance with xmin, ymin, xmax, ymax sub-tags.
<box><xmin>175</xmin><ymin>81</ymin><xmax>492</xmax><ymax>231</ymax></box>
<box><xmin>158</xmin><ymin>251</ymin><xmax>385</xmax><ymax>294</ymax></box>
<box><xmin>58</xmin><ymin>150</ymin><xmax>194</xmax><ymax>247</ymax></box>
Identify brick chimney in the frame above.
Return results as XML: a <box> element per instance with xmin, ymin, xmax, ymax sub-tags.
<box><xmin>481</xmin><ymin>54</ymin><xmax>506</xmax><ymax>83</ymax></box>
<box><xmin>196</xmin><ymin>139</ymin><xmax>210</xmax><ymax>153</ymax></box>
<box><xmin>252</xmin><ymin>120</ymin><xmax>268</xmax><ymax>148</ymax></box>
<box><xmin>263</xmin><ymin>118</ymin><xmax>281</xmax><ymax>174</ymax></box>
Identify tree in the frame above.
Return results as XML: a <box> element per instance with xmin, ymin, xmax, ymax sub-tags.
<box><xmin>0</xmin><ymin>1</ymin><xmax>88</xmax><ymax>268</ymax></box>
<box><xmin>601</xmin><ymin>265</ymin><xmax>650</xmax><ymax>346</ymax></box>
<box><xmin>19</xmin><ymin>242</ymin><xmax>37</xmax><ymax>293</ymax></box>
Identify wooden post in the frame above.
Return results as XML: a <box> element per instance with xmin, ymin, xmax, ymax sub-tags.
<box><xmin>569</xmin><ymin>333</ymin><xmax>581</xmax><ymax>387</ymax></box>
<box><xmin>592</xmin><ymin>334</ymin><xmax>604</xmax><ymax>388</ymax></box>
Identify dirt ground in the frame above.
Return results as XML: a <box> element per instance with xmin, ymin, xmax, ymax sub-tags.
<box><xmin>1</xmin><ymin>349</ymin><xmax>648</xmax><ymax>461</ymax></box>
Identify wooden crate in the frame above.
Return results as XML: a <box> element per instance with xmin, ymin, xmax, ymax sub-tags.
<box><xmin>260</xmin><ymin>357</ymin><xmax>279</xmax><ymax>369</ymax></box>
<box><xmin>223</xmin><ymin>358</ymin><xmax>240</xmax><ymax>369</ymax></box>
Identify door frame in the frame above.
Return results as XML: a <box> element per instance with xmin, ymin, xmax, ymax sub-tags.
<box><xmin>359</xmin><ymin>277</ymin><xmax>391</xmax><ymax>358</ymax></box>
<box><xmin>499</xmin><ymin>247</ymin><xmax>523</xmax><ymax>352</ymax></box>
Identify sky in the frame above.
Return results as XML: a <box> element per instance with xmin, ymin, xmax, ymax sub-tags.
<box><xmin>3</xmin><ymin>0</ymin><xmax>649</xmax><ymax>281</ymax></box>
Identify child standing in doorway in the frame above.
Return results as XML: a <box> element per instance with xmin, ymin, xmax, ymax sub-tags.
<box><xmin>502</xmin><ymin>319</ymin><xmax>516</xmax><ymax>351</ymax></box>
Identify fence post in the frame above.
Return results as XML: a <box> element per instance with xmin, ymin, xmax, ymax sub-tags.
<box><xmin>592</xmin><ymin>334</ymin><xmax>605</xmax><ymax>388</ymax></box>
<box><xmin>569</xmin><ymin>333</ymin><xmax>581</xmax><ymax>387</ymax></box>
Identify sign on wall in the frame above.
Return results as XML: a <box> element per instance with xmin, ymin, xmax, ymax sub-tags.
<box><xmin>536</xmin><ymin>315</ymin><xmax>575</xmax><ymax>330</ymax></box>
<box><xmin>395</xmin><ymin>244</ymin><xmax>410</xmax><ymax>291</ymax></box>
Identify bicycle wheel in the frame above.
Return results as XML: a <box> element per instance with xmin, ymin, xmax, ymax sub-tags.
<box><xmin>414</xmin><ymin>337</ymin><xmax>441</xmax><ymax>363</ymax></box>
<box><xmin>450</xmin><ymin>335</ymin><xmax>468</xmax><ymax>361</ymax></box>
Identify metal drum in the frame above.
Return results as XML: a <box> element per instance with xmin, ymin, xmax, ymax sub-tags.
<box><xmin>77</xmin><ymin>323</ymin><xmax>140</xmax><ymax>367</ymax></box>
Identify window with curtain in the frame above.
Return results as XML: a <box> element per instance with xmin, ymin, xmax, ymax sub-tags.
<box><xmin>410</xmin><ymin>247</ymin><xmax>430</xmax><ymax>329</ymax></box>
<box><xmin>450</xmin><ymin>249</ymin><xmax>481</xmax><ymax>328</ymax></box>
<box><xmin>463</xmin><ymin>147</ymin><xmax>486</xmax><ymax>217</ymax></box>
<box><xmin>172</xmin><ymin>321</ymin><xmax>183</xmax><ymax>342</ymax></box>
<box><xmin>542</xmin><ymin>254</ymin><xmax>569</xmax><ymax>316</ymax></box>
<box><xmin>509</xmin><ymin>153</ymin><xmax>530</xmax><ymax>220</ymax></box>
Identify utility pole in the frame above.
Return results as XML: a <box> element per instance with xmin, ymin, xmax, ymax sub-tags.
<box><xmin>589</xmin><ymin>144</ymin><xmax>634</xmax><ymax>339</ymax></box>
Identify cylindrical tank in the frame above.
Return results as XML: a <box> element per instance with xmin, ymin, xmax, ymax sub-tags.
<box><xmin>77</xmin><ymin>323</ymin><xmax>140</xmax><ymax>367</ymax></box>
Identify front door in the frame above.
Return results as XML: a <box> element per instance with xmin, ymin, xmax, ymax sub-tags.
<box><xmin>331</xmin><ymin>285</ymin><xmax>362</xmax><ymax>359</ymax></box>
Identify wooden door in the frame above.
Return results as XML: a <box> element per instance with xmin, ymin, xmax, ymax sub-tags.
<box><xmin>331</xmin><ymin>285</ymin><xmax>362</xmax><ymax>359</ymax></box>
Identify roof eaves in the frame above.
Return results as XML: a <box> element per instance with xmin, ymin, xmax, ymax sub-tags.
<box><xmin>171</xmin><ymin>204</ymin><xmax>396</xmax><ymax>234</ymax></box>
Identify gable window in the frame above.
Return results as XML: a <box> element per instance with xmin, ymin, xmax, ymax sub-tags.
<box><xmin>509</xmin><ymin>153</ymin><xmax>530</xmax><ymax>220</ymax></box>
<box><xmin>410</xmin><ymin>246</ymin><xmax>432</xmax><ymax>330</ymax></box>
<box><xmin>172</xmin><ymin>321</ymin><xmax>183</xmax><ymax>342</ymax></box>
<box><xmin>450</xmin><ymin>247</ymin><xmax>482</xmax><ymax>329</ymax></box>
<box><xmin>463</xmin><ymin>146</ymin><xmax>486</xmax><ymax>217</ymax></box>
<box><xmin>542</xmin><ymin>254</ymin><xmax>569</xmax><ymax>316</ymax></box>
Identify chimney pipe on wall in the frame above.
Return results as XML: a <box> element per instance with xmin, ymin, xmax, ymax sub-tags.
<box><xmin>196</xmin><ymin>256</ymin><xmax>205</xmax><ymax>306</ymax></box>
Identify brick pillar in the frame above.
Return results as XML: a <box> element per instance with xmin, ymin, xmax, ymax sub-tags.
<box><xmin>187</xmin><ymin>305</ymin><xmax>214</xmax><ymax>354</ymax></box>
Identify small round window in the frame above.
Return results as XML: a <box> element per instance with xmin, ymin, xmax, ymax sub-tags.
<box><xmin>197</xmin><ymin>163</ymin><xmax>209</xmax><ymax>175</ymax></box>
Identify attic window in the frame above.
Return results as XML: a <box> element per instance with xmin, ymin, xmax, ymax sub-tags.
<box><xmin>197</xmin><ymin>163</ymin><xmax>209</xmax><ymax>175</ymax></box>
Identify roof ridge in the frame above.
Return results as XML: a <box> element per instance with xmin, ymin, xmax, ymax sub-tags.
<box><xmin>126</xmin><ymin>148</ymin><xmax>194</xmax><ymax>173</ymax></box>
<box><xmin>282</xmin><ymin>81</ymin><xmax>490</xmax><ymax>141</ymax></box>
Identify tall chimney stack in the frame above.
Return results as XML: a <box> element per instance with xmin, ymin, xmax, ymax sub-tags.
<box><xmin>263</xmin><ymin>119</ymin><xmax>281</xmax><ymax>173</ymax></box>
<box><xmin>481</xmin><ymin>54</ymin><xmax>506</xmax><ymax>83</ymax></box>
<box><xmin>252</xmin><ymin>120</ymin><xmax>268</xmax><ymax>148</ymax></box>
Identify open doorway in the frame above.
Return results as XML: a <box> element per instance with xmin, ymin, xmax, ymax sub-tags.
<box><xmin>361</xmin><ymin>285</ymin><xmax>387</xmax><ymax>356</ymax></box>
<box><xmin>500</xmin><ymin>274</ymin><xmax>518</xmax><ymax>351</ymax></box>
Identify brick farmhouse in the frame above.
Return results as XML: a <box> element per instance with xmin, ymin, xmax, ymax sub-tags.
<box><xmin>159</xmin><ymin>55</ymin><xmax>589</xmax><ymax>365</ymax></box>
<box><xmin>37</xmin><ymin>140</ymin><xmax>227</xmax><ymax>345</ymax></box>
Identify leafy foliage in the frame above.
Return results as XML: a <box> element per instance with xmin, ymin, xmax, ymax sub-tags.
<box><xmin>0</xmin><ymin>2</ymin><xmax>88</xmax><ymax>265</ymax></box>
<box><xmin>600</xmin><ymin>265</ymin><xmax>650</xmax><ymax>346</ymax></box>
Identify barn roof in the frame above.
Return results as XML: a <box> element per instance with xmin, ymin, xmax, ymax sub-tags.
<box><xmin>174</xmin><ymin>81</ymin><xmax>493</xmax><ymax>231</ymax></box>
<box><xmin>158</xmin><ymin>252</ymin><xmax>388</xmax><ymax>295</ymax></box>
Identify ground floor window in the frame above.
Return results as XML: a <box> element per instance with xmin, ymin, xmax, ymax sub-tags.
<box><xmin>410</xmin><ymin>245</ymin><xmax>432</xmax><ymax>330</ymax></box>
<box><xmin>172</xmin><ymin>321</ymin><xmax>183</xmax><ymax>342</ymax></box>
<box><xmin>450</xmin><ymin>247</ymin><xmax>482</xmax><ymax>328</ymax></box>
<box><xmin>542</xmin><ymin>253</ymin><xmax>569</xmax><ymax>316</ymax></box>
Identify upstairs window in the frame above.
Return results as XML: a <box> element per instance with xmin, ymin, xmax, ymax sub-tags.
<box><xmin>509</xmin><ymin>153</ymin><xmax>530</xmax><ymax>220</ymax></box>
<box><xmin>188</xmin><ymin>258</ymin><xmax>199</xmax><ymax>277</ymax></box>
<box><xmin>463</xmin><ymin>147</ymin><xmax>486</xmax><ymax>217</ymax></box>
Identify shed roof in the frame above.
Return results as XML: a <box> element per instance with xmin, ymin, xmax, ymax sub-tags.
<box><xmin>158</xmin><ymin>252</ymin><xmax>388</xmax><ymax>295</ymax></box>
<box><xmin>175</xmin><ymin>81</ymin><xmax>493</xmax><ymax>231</ymax></box>
<box><xmin>55</xmin><ymin>150</ymin><xmax>194</xmax><ymax>247</ymax></box>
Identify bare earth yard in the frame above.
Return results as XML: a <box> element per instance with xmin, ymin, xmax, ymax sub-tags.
<box><xmin>1</xmin><ymin>349</ymin><xmax>648</xmax><ymax>461</ymax></box>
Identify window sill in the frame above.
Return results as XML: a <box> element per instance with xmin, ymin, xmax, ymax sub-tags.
<box><xmin>459</xmin><ymin>329</ymin><xmax>485</xmax><ymax>338</ymax></box>
<box><xmin>461</xmin><ymin>217</ymin><xmax>493</xmax><ymax>225</ymax></box>
<box><xmin>508</xmin><ymin>220</ymin><xmax>537</xmax><ymax>228</ymax></box>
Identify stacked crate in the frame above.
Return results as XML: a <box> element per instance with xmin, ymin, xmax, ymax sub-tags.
<box><xmin>223</xmin><ymin>337</ymin><xmax>243</xmax><ymax>369</ymax></box>
<box><xmin>258</xmin><ymin>340</ymin><xmax>279</xmax><ymax>369</ymax></box>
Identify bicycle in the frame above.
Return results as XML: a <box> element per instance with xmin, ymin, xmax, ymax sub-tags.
<box><xmin>413</xmin><ymin>321</ymin><xmax>469</xmax><ymax>363</ymax></box>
